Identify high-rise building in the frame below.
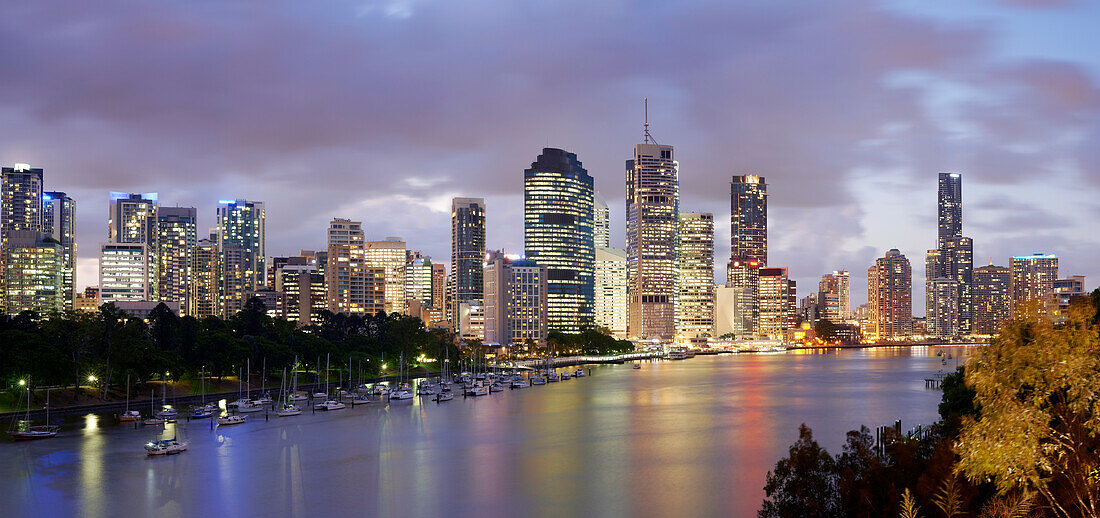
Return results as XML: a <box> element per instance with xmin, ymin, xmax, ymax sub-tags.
<box><xmin>405</xmin><ymin>252</ymin><xmax>434</xmax><ymax>308</ymax></box>
<box><xmin>325</xmin><ymin>219</ymin><xmax>384</xmax><ymax>316</ymax></box>
<box><xmin>364</xmin><ymin>237</ymin><xmax>406</xmax><ymax>315</ymax></box>
<box><xmin>483</xmin><ymin>250</ymin><xmax>549</xmax><ymax>346</ymax></box>
<box><xmin>156</xmin><ymin>207</ymin><xmax>197</xmax><ymax>311</ymax></box>
<box><xmin>276</xmin><ymin>259</ymin><xmax>327</xmax><ymax>326</ymax></box>
<box><xmin>1052</xmin><ymin>275</ymin><xmax>1086</xmax><ymax>323</ymax></box>
<box><xmin>938</xmin><ymin>172</ymin><xmax>962</xmax><ymax>248</ymax></box>
<box><xmin>818</xmin><ymin>270</ymin><xmax>850</xmax><ymax>322</ymax></box>
<box><xmin>676</xmin><ymin>212</ymin><xmax>714</xmax><ymax>340</ymax></box>
<box><xmin>1010</xmin><ymin>253</ymin><xmax>1059</xmax><ymax>311</ymax></box>
<box><xmin>187</xmin><ymin>238</ymin><xmax>219</xmax><ymax>318</ymax></box>
<box><xmin>626</xmin><ymin>132</ymin><xmax>678</xmax><ymax>340</ymax></box>
<box><xmin>1</xmin><ymin>231</ymin><xmax>63</xmax><ymax>315</ymax></box>
<box><xmin>219</xmin><ymin>245</ymin><xmax>250</xmax><ymax>317</ymax></box>
<box><xmin>451</xmin><ymin>197</ymin><xmax>486</xmax><ymax>323</ymax></box>
<box><xmin>972</xmin><ymin>264</ymin><xmax>1011</xmax><ymax>335</ymax></box>
<box><xmin>524</xmin><ymin>148</ymin><xmax>595</xmax><ymax>333</ymax></box>
<box><xmin>99</xmin><ymin>242</ymin><xmax>151</xmax><ymax>304</ymax></box>
<box><xmin>42</xmin><ymin>191</ymin><xmax>76</xmax><ymax>310</ymax></box>
<box><xmin>927</xmin><ymin>278</ymin><xmax>960</xmax><ymax>339</ymax></box>
<box><xmin>216</xmin><ymin>198</ymin><xmax>266</xmax><ymax>285</ymax></box>
<box><xmin>458</xmin><ymin>299</ymin><xmax>485</xmax><ymax>342</ymax></box>
<box><xmin>593</xmin><ymin>192</ymin><xmax>611</xmax><ymax>249</ymax></box>
<box><xmin>2</xmin><ymin>164</ymin><xmax>45</xmax><ymax>239</ymax></box>
<box><xmin>868</xmin><ymin>249</ymin><xmax>912</xmax><ymax>340</ymax></box>
<box><xmin>758</xmin><ymin>267</ymin><xmax>795</xmax><ymax>338</ymax></box>
<box><xmin>721</xmin><ymin>258</ymin><xmax>761</xmax><ymax>337</ymax></box>
<box><xmin>431</xmin><ymin>263</ymin><xmax>446</xmax><ymax>310</ymax></box>
<box><xmin>108</xmin><ymin>192</ymin><xmax>158</xmax><ymax>247</ymax></box>
<box><xmin>594</xmin><ymin>246</ymin><xmax>628</xmax><ymax>339</ymax></box>
<box><xmin>731</xmin><ymin>175</ymin><xmax>768</xmax><ymax>265</ymax></box>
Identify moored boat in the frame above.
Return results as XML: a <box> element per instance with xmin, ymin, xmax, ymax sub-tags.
<box><xmin>217</xmin><ymin>415</ymin><xmax>246</xmax><ymax>426</ymax></box>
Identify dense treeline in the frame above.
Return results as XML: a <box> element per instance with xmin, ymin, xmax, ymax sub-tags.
<box><xmin>0</xmin><ymin>297</ymin><xmax>457</xmax><ymax>394</ymax></box>
<box><xmin>548</xmin><ymin>329</ymin><xmax>634</xmax><ymax>356</ymax></box>
<box><xmin>760</xmin><ymin>289</ymin><xmax>1100</xmax><ymax>517</ymax></box>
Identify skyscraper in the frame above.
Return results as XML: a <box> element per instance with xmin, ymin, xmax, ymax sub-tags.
<box><xmin>758</xmin><ymin>267</ymin><xmax>795</xmax><ymax>338</ymax></box>
<box><xmin>731</xmin><ymin>175</ymin><xmax>768</xmax><ymax>265</ymax></box>
<box><xmin>99</xmin><ymin>242</ymin><xmax>151</xmax><ymax>303</ymax></box>
<box><xmin>325</xmin><ymin>218</ymin><xmax>381</xmax><ymax>316</ymax></box>
<box><xmin>927</xmin><ymin>278</ymin><xmax>960</xmax><ymax>339</ymax></box>
<box><xmin>1</xmin><ymin>231</ymin><xmax>63</xmax><ymax>315</ymax></box>
<box><xmin>217</xmin><ymin>199</ymin><xmax>266</xmax><ymax>313</ymax></box>
<box><xmin>156</xmin><ymin>207</ymin><xmax>197</xmax><ymax>311</ymax></box>
<box><xmin>187</xmin><ymin>238</ymin><xmax>219</xmax><ymax>318</ymax></box>
<box><xmin>972</xmin><ymin>264</ymin><xmax>1011</xmax><ymax>335</ymax></box>
<box><xmin>818</xmin><ymin>271</ymin><xmax>850</xmax><ymax>322</ymax></box>
<box><xmin>364</xmin><ymin>237</ymin><xmax>407</xmax><ymax>315</ymax></box>
<box><xmin>42</xmin><ymin>191</ymin><xmax>76</xmax><ymax>310</ymax></box>
<box><xmin>868</xmin><ymin>249</ymin><xmax>913</xmax><ymax>340</ymax></box>
<box><xmin>626</xmin><ymin>123</ymin><xmax>678</xmax><ymax>340</ymax></box>
<box><xmin>676</xmin><ymin>212</ymin><xmax>715</xmax><ymax>341</ymax></box>
<box><xmin>524</xmin><ymin>148</ymin><xmax>595</xmax><ymax>333</ymax></box>
<box><xmin>405</xmin><ymin>251</ymin><xmax>434</xmax><ymax>308</ymax></box>
<box><xmin>431</xmin><ymin>262</ymin><xmax>446</xmax><ymax>310</ymax></box>
<box><xmin>720</xmin><ymin>258</ymin><xmax>760</xmax><ymax>337</ymax></box>
<box><xmin>594</xmin><ymin>246</ymin><xmax>628</xmax><ymax>339</ymax></box>
<box><xmin>1010</xmin><ymin>253</ymin><xmax>1059</xmax><ymax>311</ymax></box>
<box><xmin>593</xmin><ymin>192</ymin><xmax>611</xmax><ymax>249</ymax></box>
<box><xmin>451</xmin><ymin>197</ymin><xmax>486</xmax><ymax>324</ymax></box>
<box><xmin>1</xmin><ymin>164</ymin><xmax>45</xmax><ymax>239</ymax></box>
<box><xmin>483</xmin><ymin>250</ymin><xmax>549</xmax><ymax>346</ymax></box>
<box><xmin>938</xmin><ymin>172</ymin><xmax>962</xmax><ymax>248</ymax></box>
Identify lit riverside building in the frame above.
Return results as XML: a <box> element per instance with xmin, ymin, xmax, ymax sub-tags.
<box><xmin>676</xmin><ymin>212</ymin><xmax>715</xmax><ymax>341</ymax></box>
<box><xmin>1</xmin><ymin>231</ymin><xmax>63</xmax><ymax>314</ymax></box>
<box><xmin>107</xmin><ymin>192</ymin><xmax>159</xmax><ymax>299</ymax></box>
<box><xmin>483</xmin><ymin>250</ymin><xmax>549</xmax><ymax>347</ymax></box>
<box><xmin>2</xmin><ymin>165</ymin><xmax>46</xmax><ymax>314</ymax></box>
<box><xmin>216</xmin><ymin>199</ymin><xmax>266</xmax><ymax>316</ymax></box>
<box><xmin>524</xmin><ymin>148</ymin><xmax>595</xmax><ymax>333</ymax></box>
<box><xmin>730</xmin><ymin>175</ymin><xmax>768</xmax><ymax>266</ymax></box>
<box><xmin>594</xmin><ymin>246</ymin><xmax>628</xmax><ymax>339</ymax></box>
<box><xmin>818</xmin><ymin>271</ymin><xmax>850</xmax><ymax>322</ymax></box>
<box><xmin>1010</xmin><ymin>253</ymin><xmax>1059</xmax><ymax>312</ymax></box>
<box><xmin>187</xmin><ymin>237</ymin><xmax>219</xmax><ymax>318</ymax></box>
<box><xmin>156</xmin><ymin>207</ymin><xmax>197</xmax><ymax>313</ymax></box>
<box><xmin>593</xmin><ymin>192</ymin><xmax>611</xmax><ymax>249</ymax></box>
<box><xmin>868</xmin><ymin>249</ymin><xmax>913</xmax><ymax>340</ymax></box>
<box><xmin>626</xmin><ymin>121</ymin><xmax>679</xmax><ymax>340</ymax></box>
<box><xmin>43</xmin><ymin>192</ymin><xmax>76</xmax><ymax>310</ymax></box>
<box><xmin>451</xmin><ymin>197</ymin><xmax>486</xmax><ymax>325</ymax></box>
<box><xmin>972</xmin><ymin>264</ymin><xmax>1011</xmax><ymax>335</ymax></box>
<box><xmin>757</xmin><ymin>267</ymin><xmax>796</xmax><ymax>338</ymax></box>
<box><xmin>325</xmin><ymin>219</ymin><xmax>386</xmax><ymax>316</ymax></box>
<box><xmin>364</xmin><ymin>237</ymin><xmax>407</xmax><ymax>315</ymax></box>
<box><xmin>99</xmin><ymin>242</ymin><xmax>151</xmax><ymax>303</ymax></box>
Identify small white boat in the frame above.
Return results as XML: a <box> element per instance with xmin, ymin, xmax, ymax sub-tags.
<box><xmin>313</xmin><ymin>392</ymin><xmax>328</xmax><ymax>400</ymax></box>
<box><xmin>217</xmin><ymin>415</ymin><xmax>246</xmax><ymax>426</ymax></box>
<box><xmin>236</xmin><ymin>403</ymin><xmax>264</xmax><ymax>413</ymax></box>
<box><xmin>157</xmin><ymin>408</ymin><xmax>178</xmax><ymax>418</ymax></box>
<box><xmin>349</xmin><ymin>395</ymin><xmax>371</xmax><ymax>406</ymax></box>
<box><xmin>561</xmin><ymin>372</ymin><xmax>571</xmax><ymax>381</ymax></box>
<box><xmin>511</xmin><ymin>379</ymin><xmax>529</xmax><ymax>389</ymax></box>
<box><xmin>574</xmin><ymin>369</ymin><xmax>586</xmax><ymax>378</ymax></box>
<box><xmin>390</xmin><ymin>389</ymin><xmax>414</xmax><ymax>401</ymax></box>
<box><xmin>465</xmin><ymin>385</ymin><xmax>489</xmax><ymax>397</ymax></box>
<box><xmin>371</xmin><ymin>385</ymin><xmax>391</xmax><ymax>396</ymax></box>
<box><xmin>10</xmin><ymin>425</ymin><xmax>60</xmax><ymax>440</ymax></box>
<box><xmin>117</xmin><ymin>410</ymin><xmax>142</xmax><ymax>422</ymax></box>
<box><xmin>145</xmin><ymin>438</ymin><xmax>189</xmax><ymax>455</ymax></box>
<box><xmin>632</xmin><ymin>363</ymin><xmax>641</xmax><ymax>370</ymax></box>
<box><xmin>418</xmin><ymin>383</ymin><xmax>437</xmax><ymax>396</ymax></box>
<box><xmin>191</xmin><ymin>405</ymin><xmax>215</xmax><ymax>419</ymax></box>
<box><xmin>227</xmin><ymin>398</ymin><xmax>251</xmax><ymax>409</ymax></box>
<box><xmin>143</xmin><ymin>417</ymin><xmax>166</xmax><ymax>426</ymax></box>
<box><xmin>530</xmin><ymin>376</ymin><xmax>546</xmax><ymax>386</ymax></box>
<box><xmin>320</xmin><ymin>400</ymin><xmax>346</xmax><ymax>410</ymax></box>
<box><xmin>435</xmin><ymin>392</ymin><xmax>453</xmax><ymax>403</ymax></box>
<box><xmin>288</xmin><ymin>392</ymin><xmax>309</xmax><ymax>402</ymax></box>
<box><xmin>546</xmin><ymin>372</ymin><xmax>559</xmax><ymax>382</ymax></box>
<box><xmin>275</xmin><ymin>405</ymin><xmax>302</xmax><ymax>417</ymax></box>
<box><xmin>489</xmin><ymin>382</ymin><xmax>504</xmax><ymax>392</ymax></box>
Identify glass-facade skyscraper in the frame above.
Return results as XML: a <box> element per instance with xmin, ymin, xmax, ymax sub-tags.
<box><xmin>676</xmin><ymin>212</ymin><xmax>714</xmax><ymax>341</ymax></box>
<box><xmin>938</xmin><ymin>172</ymin><xmax>962</xmax><ymax>248</ymax></box>
<box><xmin>451</xmin><ymin>197</ymin><xmax>486</xmax><ymax>325</ymax></box>
<box><xmin>524</xmin><ymin>148</ymin><xmax>595</xmax><ymax>333</ymax></box>
<box><xmin>43</xmin><ymin>191</ymin><xmax>76</xmax><ymax>310</ymax></box>
<box><xmin>730</xmin><ymin>175</ymin><xmax>767</xmax><ymax>266</ymax></box>
<box><xmin>626</xmin><ymin>140</ymin><xmax>678</xmax><ymax>340</ymax></box>
<box><xmin>217</xmin><ymin>199</ymin><xmax>266</xmax><ymax>316</ymax></box>
<box><xmin>157</xmin><ymin>206</ymin><xmax>197</xmax><ymax>311</ymax></box>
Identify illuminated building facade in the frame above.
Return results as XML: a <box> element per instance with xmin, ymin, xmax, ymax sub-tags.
<box><xmin>99</xmin><ymin>242</ymin><xmax>151</xmax><ymax>303</ymax></box>
<box><xmin>731</xmin><ymin>175</ymin><xmax>767</xmax><ymax>265</ymax></box>
<box><xmin>626</xmin><ymin>141</ymin><xmax>678</xmax><ymax>340</ymax></box>
<box><xmin>1010</xmin><ymin>253</ymin><xmax>1058</xmax><ymax>311</ymax></box>
<box><xmin>276</xmin><ymin>256</ymin><xmax>328</xmax><ymax>326</ymax></box>
<box><xmin>187</xmin><ymin>238</ymin><xmax>219</xmax><ymax>318</ymax></box>
<box><xmin>156</xmin><ymin>207</ymin><xmax>197</xmax><ymax>312</ymax></box>
<box><xmin>451</xmin><ymin>198</ymin><xmax>486</xmax><ymax>324</ymax></box>
<box><xmin>364</xmin><ymin>237</ymin><xmax>406</xmax><ymax>315</ymax></box>
<box><xmin>593</xmin><ymin>192</ymin><xmax>610</xmax><ymax>248</ymax></box>
<box><xmin>1</xmin><ymin>231</ymin><xmax>63</xmax><ymax>314</ymax></box>
<box><xmin>483</xmin><ymin>250</ymin><xmax>549</xmax><ymax>346</ymax></box>
<box><xmin>431</xmin><ymin>263</ymin><xmax>446</xmax><ymax>310</ymax></box>
<box><xmin>2</xmin><ymin>165</ymin><xmax>45</xmax><ymax>239</ymax></box>
<box><xmin>326</xmin><ymin>218</ymin><xmax>368</xmax><ymax>315</ymax></box>
<box><xmin>926</xmin><ymin>173</ymin><xmax>972</xmax><ymax>335</ymax></box>
<box><xmin>757</xmin><ymin>267</ymin><xmax>795</xmax><ymax>338</ymax></box>
<box><xmin>42</xmin><ymin>191</ymin><xmax>76</xmax><ymax>310</ymax></box>
<box><xmin>676</xmin><ymin>212</ymin><xmax>714</xmax><ymax>340</ymax></box>
<box><xmin>938</xmin><ymin>172</ymin><xmax>962</xmax><ymax>248</ymax></box>
<box><xmin>1052</xmin><ymin>275</ymin><xmax>1086</xmax><ymax>324</ymax></box>
<box><xmin>868</xmin><ymin>249</ymin><xmax>912</xmax><ymax>340</ymax></box>
<box><xmin>459</xmin><ymin>299</ymin><xmax>485</xmax><ymax>342</ymax></box>
<box><xmin>594</xmin><ymin>246</ymin><xmax>628</xmax><ymax>339</ymax></box>
<box><xmin>216</xmin><ymin>199</ymin><xmax>266</xmax><ymax>308</ymax></box>
<box><xmin>972</xmin><ymin>264</ymin><xmax>1010</xmax><ymax>335</ymax></box>
<box><xmin>927</xmin><ymin>277</ymin><xmax>960</xmax><ymax>339</ymax></box>
<box><xmin>722</xmin><ymin>258</ymin><xmax>760</xmax><ymax>336</ymax></box>
<box><xmin>817</xmin><ymin>270</ymin><xmax>850</xmax><ymax>322</ymax></box>
<box><xmin>405</xmin><ymin>252</ymin><xmax>434</xmax><ymax>308</ymax></box>
<box><xmin>524</xmin><ymin>148</ymin><xmax>595</xmax><ymax>333</ymax></box>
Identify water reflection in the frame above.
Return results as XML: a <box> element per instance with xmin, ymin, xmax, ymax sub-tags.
<box><xmin>0</xmin><ymin>348</ymin><xmax>963</xmax><ymax>517</ymax></box>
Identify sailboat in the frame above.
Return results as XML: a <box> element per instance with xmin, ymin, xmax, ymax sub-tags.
<box><xmin>236</xmin><ymin>361</ymin><xmax>263</xmax><ymax>413</ymax></box>
<box><xmin>144</xmin><ymin>390</ymin><xmax>166</xmax><ymax>425</ymax></box>
<box><xmin>276</xmin><ymin>366</ymin><xmax>303</xmax><ymax>417</ymax></box>
<box><xmin>117</xmin><ymin>374</ymin><xmax>141</xmax><ymax>421</ymax></box>
<box><xmin>191</xmin><ymin>366</ymin><xmax>215</xmax><ymax>419</ymax></box>
<box><xmin>9</xmin><ymin>386</ymin><xmax>59</xmax><ymax>440</ymax></box>
<box><xmin>316</xmin><ymin>354</ymin><xmax>346</xmax><ymax>410</ymax></box>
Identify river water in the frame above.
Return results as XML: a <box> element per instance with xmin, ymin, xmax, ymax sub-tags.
<box><xmin>1</xmin><ymin>347</ymin><xmax>967</xmax><ymax>517</ymax></box>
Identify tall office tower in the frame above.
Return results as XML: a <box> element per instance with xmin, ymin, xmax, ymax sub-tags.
<box><xmin>626</xmin><ymin>121</ymin><xmax>678</xmax><ymax>340</ymax></box>
<box><xmin>405</xmin><ymin>252</ymin><xmax>434</xmax><ymax>307</ymax></box>
<box><xmin>1</xmin><ymin>231</ymin><xmax>63</xmax><ymax>314</ymax></box>
<box><xmin>1052</xmin><ymin>275</ymin><xmax>1086</xmax><ymax>323</ymax></box>
<box><xmin>1010</xmin><ymin>253</ymin><xmax>1059</xmax><ymax>311</ymax></box>
<box><xmin>219</xmin><ymin>245</ymin><xmax>250</xmax><ymax>316</ymax></box>
<box><xmin>757</xmin><ymin>267</ymin><xmax>795</xmax><ymax>338</ymax></box>
<box><xmin>938</xmin><ymin>172</ymin><xmax>962</xmax><ymax>248</ymax></box>
<box><xmin>818</xmin><ymin>270</ymin><xmax>851</xmax><ymax>322</ymax></box>
<box><xmin>524</xmin><ymin>148</ymin><xmax>595</xmax><ymax>333</ymax></box>
<box><xmin>594</xmin><ymin>246</ymin><xmax>628</xmax><ymax>339</ymax></box>
<box><xmin>42</xmin><ymin>192</ymin><xmax>76</xmax><ymax>310</ymax></box>
<box><xmin>1</xmin><ymin>164</ymin><xmax>45</xmax><ymax>239</ymax></box>
<box><xmin>99</xmin><ymin>243</ymin><xmax>151</xmax><ymax>303</ymax></box>
<box><xmin>868</xmin><ymin>249</ymin><xmax>913</xmax><ymax>340</ymax></box>
<box><xmin>483</xmin><ymin>250</ymin><xmax>549</xmax><ymax>346</ymax></box>
<box><xmin>364</xmin><ymin>237</ymin><xmax>407</xmax><ymax>315</ymax></box>
<box><xmin>108</xmin><ymin>192</ymin><xmax>158</xmax><ymax>246</ymax></box>
<box><xmin>187</xmin><ymin>238</ymin><xmax>219</xmax><ymax>318</ymax></box>
<box><xmin>676</xmin><ymin>212</ymin><xmax>715</xmax><ymax>340</ymax></box>
<box><xmin>216</xmin><ymin>198</ymin><xmax>266</xmax><ymax>287</ymax></box>
<box><xmin>927</xmin><ymin>278</ymin><xmax>960</xmax><ymax>339</ymax></box>
<box><xmin>276</xmin><ymin>256</ymin><xmax>327</xmax><ymax>326</ymax></box>
<box><xmin>156</xmin><ymin>207</ymin><xmax>197</xmax><ymax>311</ymax></box>
<box><xmin>431</xmin><ymin>263</ymin><xmax>446</xmax><ymax>309</ymax></box>
<box><xmin>720</xmin><ymin>258</ymin><xmax>760</xmax><ymax>337</ymax></box>
<box><xmin>451</xmin><ymin>197</ymin><xmax>486</xmax><ymax>323</ymax></box>
<box><xmin>972</xmin><ymin>264</ymin><xmax>1011</xmax><ymax>335</ymax></box>
<box><xmin>325</xmin><ymin>218</ymin><xmax>368</xmax><ymax>315</ymax></box>
<box><xmin>593</xmin><ymin>192</ymin><xmax>611</xmax><ymax>248</ymax></box>
<box><xmin>730</xmin><ymin>175</ymin><xmax>768</xmax><ymax>265</ymax></box>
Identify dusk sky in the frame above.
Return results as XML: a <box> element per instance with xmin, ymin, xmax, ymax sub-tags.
<box><xmin>2</xmin><ymin>0</ymin><xmax>1097</xmax><ymax>313</ymax></box>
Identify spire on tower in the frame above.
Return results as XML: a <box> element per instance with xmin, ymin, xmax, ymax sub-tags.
<box><xmin>643</xmin><ymin>97</ymin><xmax>658</xmax><ymax>145</ymax></box>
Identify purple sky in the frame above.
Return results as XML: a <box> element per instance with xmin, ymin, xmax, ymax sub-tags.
<box><xmin>1</xmin><ymin>0</ymin><xmax>1097</xmax><ymax>313</ymax></box>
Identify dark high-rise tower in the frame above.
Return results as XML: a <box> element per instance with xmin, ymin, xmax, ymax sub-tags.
<box><xmin>524</xmin><ymin>148</ymin><xmax>595</xmax><ymax>333</ymax></box>
<box><xmin>451</xmin><ymin>197</ymin><xmax>486</xmax><ymax>324</ymax></box>
<box><xmin>43</xmin><ymin>191</ymin><xmax>76</xmax><ymax>309</ymax></box>
<box><xmin>731</xmin><ymin>175</ymin><xmax>768</xmax><ymax>266</ymax></box>
<box><xmin>937</xmin><ymin>172</ymin><xmax>962</xmax><ymax>248</ymax></box>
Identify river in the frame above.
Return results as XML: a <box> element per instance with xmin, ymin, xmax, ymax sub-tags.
<box><xmin>0</xmin><ymin>346</ymin><xmax>968</xmax><ymax>517</ymax></box>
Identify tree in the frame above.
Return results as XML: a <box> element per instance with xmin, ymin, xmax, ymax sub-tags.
<box><xmin>759</xmin><ymin>424</ymin><xmax>840</xmax><ymax>518</ymax></box>
<box><xmin>957</xmin><ymin>300</ymin><xmax>1100</xmax><ymax>517</ymax></box>
<box><xmin>814</xmin><ymin>319</ymin><xmax>838</xmax><ymax>343</ymax></box>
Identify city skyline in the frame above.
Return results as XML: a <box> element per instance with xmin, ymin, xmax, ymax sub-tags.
<box><xmin>1</xmin><ymin>2</ymin><xmax>1098</xmax><ymax>313</ymax></box>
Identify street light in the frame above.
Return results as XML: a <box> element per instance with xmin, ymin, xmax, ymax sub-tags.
<box><xmin>88</xmin><ymin>375</ymin><xmax>97</xmax><ymax>383</ymax></box>
<box><xmin>18</xmin><ymin>379</ymin><xmax>26</xmax><ymax>387</ymax></box>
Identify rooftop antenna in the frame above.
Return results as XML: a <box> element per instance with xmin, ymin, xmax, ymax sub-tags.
<box><xmin>643</xmin><ymin>97</ymin><xmax>658</xmax><ymax>145</ymax></box>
